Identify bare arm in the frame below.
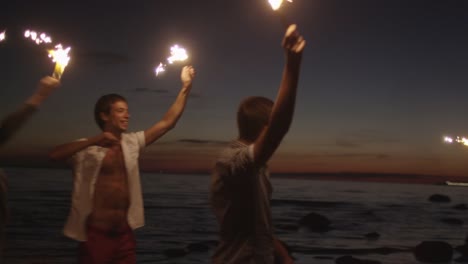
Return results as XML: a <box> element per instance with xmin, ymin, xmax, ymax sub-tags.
<box><xmin>253</xmin><ymin>24</ymin><xmax>306</xmax><ymax>165</ymax></box>
<box><xmin>49</xmin><ymin>132</ymin><xmax>119</xmax><ymax>161</ymax></box>
<box><xmin>0</xmin><ymin>76</ymin><xmax>60</xmax><ymax>146</ymax></box>
<box><xmin>274</xmin><ymin>238</ymin><xmax>294</xmax><ymax>264</ymax></box>
<box><xmin>144</xmin><ymin>65</ymin><xmax>196</xmax><ymax>146</ymax></box>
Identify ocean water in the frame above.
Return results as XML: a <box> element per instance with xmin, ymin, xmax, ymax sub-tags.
<box><xmin>3</xmin><ymin>167</ymin><xmax>468</xmax><ymax>264</ymax></box>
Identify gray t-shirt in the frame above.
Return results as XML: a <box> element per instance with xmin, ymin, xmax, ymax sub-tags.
<box><xmin>210</xmin><ymin>141</ymin><xmax>274</xmax><ymax>264</ymax></box>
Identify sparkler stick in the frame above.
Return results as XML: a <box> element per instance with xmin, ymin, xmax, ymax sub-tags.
<box><xmin>154</xmin><ymin>44</ymin><xmax>189</xmax><ymax>77</ymax></box>
<box><xmin>48</xmin><ymin>44</ymin><xmax>71</xmax><ymax>80</ymax></box>
<box><xmin>268</xmin><ymin>0</ymin><xmax>293</xmax><ymax>28</ymax></box>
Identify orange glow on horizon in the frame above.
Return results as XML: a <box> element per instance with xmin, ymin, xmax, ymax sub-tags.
<box><xmin>1</xmin><ymin>145</ymin><xmax>467</xmax><ymax>179</ymax></box>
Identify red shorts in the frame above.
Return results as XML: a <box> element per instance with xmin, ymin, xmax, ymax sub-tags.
<box><xmin>78</xmin><ymin>224</ymin><xmax>136</xmax><ymax>264</ymax></box>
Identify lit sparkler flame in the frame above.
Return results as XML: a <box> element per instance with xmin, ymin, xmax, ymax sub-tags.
<box><xmin>155</xmin><ymin>63</ymin><xmax>166</xmax><ymax>76</ymax></box>
<box><xmin>24</xmin><ymin>30</ymin><xmax>52</xmax><ymax>45</ymax></box>
<box><xmin>0</xmin><ymin>30</ymin><xmax>6</xmax><ymax>42</ymax></box>
<box><xmin>167</xmin><ymin>45</ymin><xmax>188</xmax><ymax>64</ymax></box>
<box><xmin>443</xmin><ymin>136</ymin><xmax>468</xmax><ymax>147</ymax></box>
<box><xmin>154</xmin><ymin>44</ymin><xmax>189</xmax><ymax>77</ymax></box>
<box><xmin>48</xmin><ymin>44</ymin><xmax>71</xmax><ymax>80</ymax></box>
<box><xmin>444</xmin><ymin>136</ymin><xmax>453</xmax><ymax>144</ymax></box>
<box><xmin>459</xmin><ymin>137</ymin><xmax>468</xmax><ymax>146</ymax></box>
<box><xmin>268</xmin><ymin>0</ymin><xmax>293</xmax><ymax>10</ymax></box>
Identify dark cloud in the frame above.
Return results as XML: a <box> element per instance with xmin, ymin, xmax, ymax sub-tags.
<box><xmin>329</xmin><ymin>153</ymin><xmax>390</xmax><ymax>159</ymax></box>
<box><xmin>334</xmin><ymin>129</ymin><xmax>401</xmax><ymax>149</ymax></box>
<box><xmin>335</xmin><ymin>139</ymin><xmax>360</xmax><ymax>148</ymax></box>
<box><xmin>145</xmin><ymin>139</ymin><xmax>229</xmax><ymax>149</ymax></box>
<box><xmin>177</xmin><ymin>139</ymin><xmax>228</xmax><ymax>145</ymax></box>
<box><xmin>304</xmin><ymin>152</ymin><xmax>391</xmax><ymax>160</ymax></box>
<box><xmin>130</xmin><ymin>88</ymin><xmax>202</xmax><ymax>98</ymax></box>
<box><xmin>132</xmin><ymin>87</ymin><xmax>169</xmax><ymax>94</ymax></box>
<box><xmin>347</xmin><ymin>129</ymin><xmax>400</xmax><ymax>144</ymax></box>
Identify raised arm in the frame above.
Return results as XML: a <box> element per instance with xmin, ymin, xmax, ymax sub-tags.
<box><xmin>144</xmin><ymin>65</ymin><xmax>196</xmax><ymax>146</ymax></box>
<box><xmin>49</xmin><ymin>132</ymin><xmax>119</xmax><ymax>161</ymax></box>
<box><xmin>274</xmin><ymin>238</ymin><xmax>294</xmax><ymax>264</ymax></box>
<box><xmin>253</xmin><ymin>24</ymin><xmax>306</xmax><ymax>165</ymax></box>
<box><xmin>0</xmin><ymin>76</ymin><xmax>60</xmax><ymax>146</ymax></box>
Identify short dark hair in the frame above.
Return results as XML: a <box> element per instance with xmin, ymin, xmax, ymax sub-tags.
<box><xmin>237</xmin><ymin>96</ymin><xmax>273</xmax><ymax>142</ymax></box>
<box><xmin>94</xmin><ymin>94</ymin><xmax>127</xmax><ymax>130</ymax></box>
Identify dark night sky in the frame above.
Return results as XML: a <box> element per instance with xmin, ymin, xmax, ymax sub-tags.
<box><xmin>1</xmin><ymin>0</ymin><xmax>468</xmax><ymax>177</ymax></box>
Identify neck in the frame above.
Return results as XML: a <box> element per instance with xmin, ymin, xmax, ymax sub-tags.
<box><xmin>104</xmin><ymin>128</ymin><xmax>123</xmax><ymax>139</ymax></box>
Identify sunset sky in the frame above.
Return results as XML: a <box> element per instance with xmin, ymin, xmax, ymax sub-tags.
<box><xmin>1</xmin><ymin>0</ymin><xmax>468</xmax><ymax>177</ymax></box>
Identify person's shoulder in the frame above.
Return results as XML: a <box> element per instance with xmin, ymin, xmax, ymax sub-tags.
<box><xmin>122</xmin><ymin>131</ymin><xmax>145</xmax><ymax>148</ymax></box>
<box><xmin>122</xmin><ymin>131</ymin><xmax>144</xmax><ymax>139</ymax></box>
<box><xmin>218</xmin><ymin>141</ymin><xmax>253</xmax><ymax>165</ymax></box>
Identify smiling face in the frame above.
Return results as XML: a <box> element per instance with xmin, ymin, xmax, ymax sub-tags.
<box><xmin>101</xmin><ymin>100</ymin><xmax>130</xmax><ymax>133</ymax></box>
<box><xmin>94</xmin><ymin>94</ymin><xmax>129</xmax><ymax>133</ymax></box>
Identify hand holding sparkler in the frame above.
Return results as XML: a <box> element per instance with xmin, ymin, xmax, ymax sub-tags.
<box><xmin>282</xmin><ymin>24</ymin><xmax>306</xmax><ymax>58</ymax></box>
<box><xmin>25</xmin><ymin>76</ymin><xmax>61</xmax><ymax>107</ymax></box>
<box><xmin>0</xmin><ymin>76</ymin><xmax>60</xmax><ymax>146</ymax></box>
<box><xmin>181</xmin><ymin>66</ymin><xmax>196</xmax><ymax>88</ymax></box>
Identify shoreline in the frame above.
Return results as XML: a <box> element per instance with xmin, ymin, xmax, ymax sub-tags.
<box><xmin>2</xmin><ymin>165</ymin><xmax>468</xmax><ymax>186</ymax></box>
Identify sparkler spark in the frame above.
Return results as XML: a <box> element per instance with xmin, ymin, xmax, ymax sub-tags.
<box><xmin>167</xmin><ymin>45</ymin><xmax>188</xmax><ymax>64</ymax></box>
<box><xmin>154</xmin><ymin>44</ymin><xmax>189</xmax><ymax>77</ymax></box>
<box><xmin>268</xmin><ymin>0</ymin><xmax>293</xmax><ymax>10</ymax></box>
<box><xmin>24</xmin><ymin>30</ymin><xmax>52</xmax><ymax>45</ymax></box>
<box><xmin>0</xmin><ymin>30</ymin><xmax>6</xmax><ymax>42</ymax></box>
<box><xmin>443</xmin><ymin>136</ymin><xmax>468</xmax><ymax>147</ymax></box>
<box><xmin>155</xmin><ymin>63</ymin><xmax>166</xmax><ymax>76</ymax></box>
<box><xmin>48</xmin><ymin>44</ymin><xmax>71</xmax><ymax>80</ymax></box>
<box><xmin>444</xmin><ymin>136</ymin><xmax>453</xmax><ymax>144</ymax></box>
<box><xmin>459</xmin><ymin>137</ymin><xmax>468</xmax><ymax>146</ymax></box>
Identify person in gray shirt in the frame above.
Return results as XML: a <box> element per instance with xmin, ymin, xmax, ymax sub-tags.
<box><xmin>210</xmin><ymin>24</ymin><xmax>306</xmax><ymax>264</ymax></box>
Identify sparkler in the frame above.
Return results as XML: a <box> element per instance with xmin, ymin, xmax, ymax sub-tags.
<box><xmin>24</xmin><ymin>29</ymin><xmax>52</xmax><ymax>45</ymax></box>
<box><xmin>15</xmin><ymin>28</ymin><xmax>73</xmax><ymax>79</ymax></box>
<box><xmin>268</xmin><ymin>0</ymin><xmax>293</xmax><ymax>27</ymax></box>
<box><xmin>443</xmin><ymin>136</ymin><xmax>468</xmax><ymax>147</ymax></box>
<box><xmin>0</xmin><ymin>30</ymin><xmax>6</xmax><ymax>42</ymax></box>
<box><xmin>155</xmin><ymin>62</ymin><xmax>166</xmax><ymax>76</ymax></box>
<box><xmin>268</xmin><ymin>0</ymin><xmax>292</xmax><ymax>11</ymax></box>
<box><xmin>154</xmin><ymin>44</ymin><xmax>189</xmax><ymax>77</ymax></box>
<box><xmin>48</xmin><ymin>44</ymin><xmax>71</xmax><ymax>80</ymax></box>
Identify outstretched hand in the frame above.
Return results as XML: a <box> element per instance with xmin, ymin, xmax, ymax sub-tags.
<box><xmin>36</xmin><ymin>76</ymin><xmax>61</xmax><ymax>98</ymax></box>
<box><xmin>26</xmin><ymin>76</ymin><xmax>61</xmax><ymax>107</ymax></box>
<box><xmin>180</xmin><ymin>65</ymin><xmax>196</xmax><ymax>87</ymax></box>
<box><xmin>282</xmin><ymin>24</ymin><xmax>306</xmax><ymax>55</ymax></box>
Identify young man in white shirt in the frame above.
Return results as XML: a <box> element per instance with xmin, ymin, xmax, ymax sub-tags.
<box><xmin>49</xmin><ymin>66</ymin><xmax>195</xmax><ymax>264</ymax></box>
